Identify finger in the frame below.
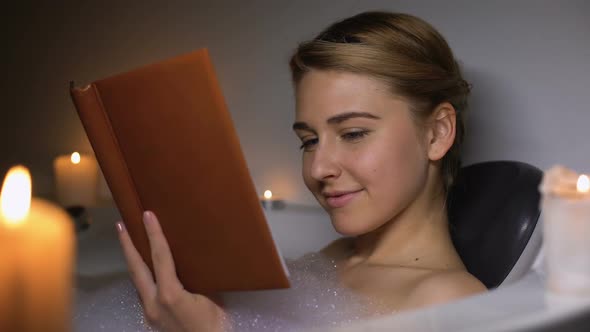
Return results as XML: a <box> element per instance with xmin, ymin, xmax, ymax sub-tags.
<box><xmin>142</xmin><ymin>210</ymin><xmax>181</xmax><ymax>290</ymax></box>
<box><xmin>116</xmin><ymin>221</ymin><xmax>157</xmax><ymax>304</ymax></box>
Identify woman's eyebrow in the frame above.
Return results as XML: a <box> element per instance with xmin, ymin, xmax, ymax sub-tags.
<box><xmin>326</xmin><ymin>111</ymin><xmax>381</xmax><ymax>124</ymax></box>
<box><xmin>292</xmin><ymin>122</ymin><xmax>312</xmax><ymax>131</ymax></box>
<box><xmin>292</xmin><ymin>112</ymin><xmax>381</xmax><ymax>131</ymax></box>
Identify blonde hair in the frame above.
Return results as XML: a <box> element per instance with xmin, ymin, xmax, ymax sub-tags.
<box><xmin>289</xmin><ymin>11</ymin><xmax>470</xmax><ymax>192</ymax></box>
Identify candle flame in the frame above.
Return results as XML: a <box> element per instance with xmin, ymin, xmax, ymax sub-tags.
<box><xmin>0</xmin><ymin>165</ymin><xmax>32</xmax><ymax>225</ymax></box>
<box><xmin>577</xmin><ymin>174</ymin><xmax>590</xmax><ymax>193</ymax></box>
<box><xmin>71</xmin><ymin>152</ymin><xmax>81</xmax><ymax>164</ymax></box>
<box><xmin>263</xmin><ymin>190</ymin><xmax>273</xmax><ymax>200</ymax></box>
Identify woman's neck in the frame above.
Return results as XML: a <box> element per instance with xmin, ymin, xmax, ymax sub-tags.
<box><xmin>348</xmin><ymin>169</ymin><xmax>464</xmax><ymax>271</ymax></box>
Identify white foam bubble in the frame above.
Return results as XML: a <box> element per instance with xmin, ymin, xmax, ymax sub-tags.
<box><xmin>223</xmin><ymin>252</ymin><xmax>376</xmax><ymax>331</ymax></box>
<box><xmin>74</xmin><ymin>278</ymin><xmax>155</xmax><ymax>331</ymax></box>
<box><xmin>73</xmin><ymin>252</ymin><xmax>380</xmax><ymax>331</ymax></box>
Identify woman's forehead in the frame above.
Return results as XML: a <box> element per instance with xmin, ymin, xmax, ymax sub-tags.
<box><xmin>296</xmin><ymin>70</ymin><xmax>388</xmax><ymax>96</ymax></box>
<box><xmin>294</xmin><ymin>71</ymin><xmax>410</xmax><ymax>122</ymax></box>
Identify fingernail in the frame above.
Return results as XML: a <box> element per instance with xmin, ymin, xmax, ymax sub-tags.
<box><xmin>116</xmin><ymin>221</ymin><xmax>125</xmax><ymax>233</ymax></box>
<box><xmin>143</xmin><ymin>211</ymin><xmax>153</xmax><ymax>223</ymax></box>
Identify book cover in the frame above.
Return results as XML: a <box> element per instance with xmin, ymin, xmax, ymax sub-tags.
<box><xmin>70</xmin><ymin>48</ymin><xmax>290</xmax><ymax>293</ymax></box>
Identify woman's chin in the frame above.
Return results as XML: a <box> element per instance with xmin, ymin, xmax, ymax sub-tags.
<box><xmin>328</xmin><ymin>204</ymin><xmax>390</xmax><ymax>236</ymax></box>
<box><xmin>330</xmin><ymin>215</ymin><xmax>372</xmax><ymax>236</ymax></box>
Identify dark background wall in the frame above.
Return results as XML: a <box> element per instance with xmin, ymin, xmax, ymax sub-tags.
<box><xmin>3</xmin><ymin>0</ymin><xmax>589</xmax><ymax>205</ymax></box>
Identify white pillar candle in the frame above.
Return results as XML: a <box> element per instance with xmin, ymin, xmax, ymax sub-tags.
<box><xmin>541</xmin><ymin>165</ymin><xmax>590</xmax><ymax>296</ymax></box>
<box><xmin>0</xmin><ymin>165</ymin><xmax>75</xmax><ymax>331</ymax></box>
<box><xmin>53</xmin><ymin>152</ymin><xmax>98</xmax><ymax>207</ymax></box>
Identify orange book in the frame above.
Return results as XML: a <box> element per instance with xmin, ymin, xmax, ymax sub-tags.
<box><xmin>70</xmin><ymin>48</ymin><xmax>290</xmax><ymax>293</ymax></box>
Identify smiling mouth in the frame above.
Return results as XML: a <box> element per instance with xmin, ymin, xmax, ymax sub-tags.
<box><xmin>324</xmin><ymin>190</ymin><xmax>363</xmax><ymax>208</ymax></box>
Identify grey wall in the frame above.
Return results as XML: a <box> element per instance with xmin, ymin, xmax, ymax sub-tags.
<box><xmin>3</xmin><ymin>0</ymin><xmax>589</xmax><ymax>206</ymax></box>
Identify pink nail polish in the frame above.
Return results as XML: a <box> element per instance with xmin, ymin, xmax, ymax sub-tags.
<box><xmin>116</xmin><ymin>222</ymin><xmax>125</xmax><ymax>233</ymax></box>
<box><xmin>143</xmin><ymin>211</ymin><xmax>152</xmax><ymax>223</ymax></box>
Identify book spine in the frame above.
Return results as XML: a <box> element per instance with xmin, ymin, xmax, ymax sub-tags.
<box><xmin>69</xmin><ymin>84</ymin><xmax>152</xmax><ymax>269</ymax></box>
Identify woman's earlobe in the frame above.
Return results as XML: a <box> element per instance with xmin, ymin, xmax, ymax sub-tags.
<box><xmin>427</xmin><ymin>103</ymin><xmax>457</xmax><ymax>161</ymax></box>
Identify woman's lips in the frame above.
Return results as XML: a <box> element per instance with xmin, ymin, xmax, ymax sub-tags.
<box><xmin>325</xmin><ymin>190</ymin><xmax>363</xmax><ymax>208</ymax></box>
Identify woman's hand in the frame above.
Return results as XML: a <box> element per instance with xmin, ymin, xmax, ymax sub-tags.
<box><xmin>117</xmin><ymin>210</ymin><xmax>229</xmax><ymax>332</ymax></box>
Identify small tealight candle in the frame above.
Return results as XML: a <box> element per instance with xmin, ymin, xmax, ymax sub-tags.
<box><xmin>541</xmin><ymin>165</ymin><xmax>590</xmax><ymax>296</ymax></box>
<box><xmin>0</xmin><ymin>165</ymin><xmax>75</xmax><ymax>331</ymax></box>
<box><xmin>53</xmin><ymin>152</ymin><xmax>98</xmax><ymax>207</ymax></box>
<box><xmin>260</xmin><ymin>189</ymin><xmax>285</xmax><ymax>210</ymax></box>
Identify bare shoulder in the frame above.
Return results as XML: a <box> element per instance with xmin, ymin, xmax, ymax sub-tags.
<box><xmin>402</xmin><ymin>269</ymin><xmax>487</xmax><ymax>309</ymax></box>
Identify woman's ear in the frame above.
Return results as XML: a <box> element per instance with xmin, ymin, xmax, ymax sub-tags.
<box><xmin>426</xmin><ymin>102</ymin><xmax>456</xmax><ymax>161</ymax></box>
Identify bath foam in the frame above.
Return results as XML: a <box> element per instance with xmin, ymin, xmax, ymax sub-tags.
<box><xmin>74</xmin><ymin>278</ymin><xmax>155</xmax><ymax>331</ymax></box>
<box><xmin>73</xmin><ymin>252</ymin><xmax>379</xmax><ymax>331</ymax></box>
<box><xmin>223</xmin><ymin>252</ymin><xmax>378</xmax><ymax>331</ymax></box>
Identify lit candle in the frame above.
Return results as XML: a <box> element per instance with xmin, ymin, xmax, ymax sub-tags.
<box><xmin>53</xmin><ymin>152</ymin><xmax>98</xmax><ymax>207</ymax></box>
<box><xmin>541</xmin><ymin>165</ymin><xmax>590</xmax><ymax>296</ymax></box>
<box><xmin>0</xmin><ymin>165</ymin><xmax>75</xmax><ymax>331</ymax></box>
<box><xmin>264</xmin><ymin>190</ymin><xmax>273</xmax><ymax>200</ymax></box>
<box><xmin>260</xmin><ymin>189</ymin><xmax>285</xmax><ymax>210</ymax></box>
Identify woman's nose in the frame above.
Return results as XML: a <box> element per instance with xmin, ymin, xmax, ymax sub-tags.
<box><xmin>309</xmin><ymin>145</ymin><xmax>341</xmax><ymax>181</ymax></box>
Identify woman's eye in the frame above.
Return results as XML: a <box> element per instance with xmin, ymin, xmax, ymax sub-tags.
<box><xmin>299</xmin><ymin>138</ymin><xmax>318</xmax><ymax>151</ymax></box>
<box><xmin>342</xmin><ymin>130</ymin><xmax>369</xmax><ymax>141</ymax></box>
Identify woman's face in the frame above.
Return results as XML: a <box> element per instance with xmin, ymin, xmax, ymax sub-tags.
<box><xmin>293</xmin><ymin>70</ymin><xmax>430</xmax><ymax>236</ymax></box>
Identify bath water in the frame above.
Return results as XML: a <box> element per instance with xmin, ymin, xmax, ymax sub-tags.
<box><xmin>73</xmin><ymin>252</ymin><xmax>381</xmax><ymax>331</ymax></box>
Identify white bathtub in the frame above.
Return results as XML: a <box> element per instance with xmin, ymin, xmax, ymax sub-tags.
<box><xmin>74</xmin><ymin>205</ymin><xmax>590</xmax><ymax>331</ymax></box>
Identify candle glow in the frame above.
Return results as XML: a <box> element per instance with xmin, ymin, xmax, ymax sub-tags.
<box><xmin>264</xmin><ymin>190</ymin><xmax>273</xmax><ymax>200</ymax></box>
<box><xmin>0</xmin><ymin>165</ymin><xmax>32</xmax><ymax>225</ymax></box>
<box><xmin>54</xmin><ymin>152</ymin><xmax>98</xmax><ymax>207</ymax></box>
<box><xmin>0</xmin><ymin>165</ymin><xmax>75</xmax><ymax>331</ymax></box>
<box><xmin>542</xmin><ymin>166</ymin><xmax>590</xmax><ymax>296</ymax></box>
<box><xmin>577</xmin><ymin>174</ymin><xmax>590</xmax><ymax>193</ymax></box>
<box><xmin>71</xmin><ymin>152</ymin><xmax>81</xmax><ymax>164</ymax></box>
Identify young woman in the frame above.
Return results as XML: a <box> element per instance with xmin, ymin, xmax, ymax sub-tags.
<box><xmin>116</xmin><ymin>11</ymin><xmax>487</xmax><ymax>331</ymax></box>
